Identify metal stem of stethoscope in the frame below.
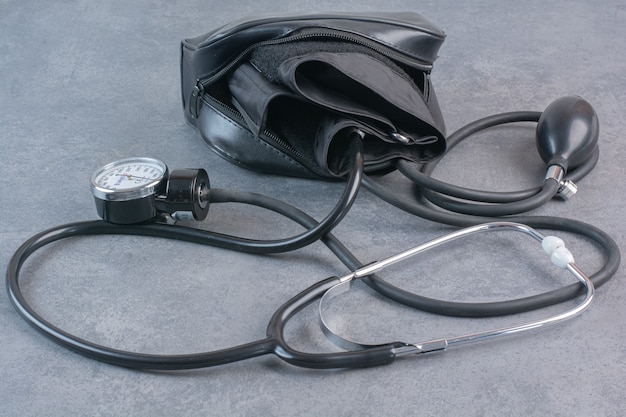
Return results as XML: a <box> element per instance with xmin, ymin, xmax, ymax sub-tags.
<box><xmin>319</xmin><ymin>222</ymin><xmax>595</xmax><ymax>356</ymax></box>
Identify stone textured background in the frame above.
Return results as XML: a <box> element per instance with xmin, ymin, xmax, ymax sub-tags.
<box><xmin>1</xmin><ymin>1</ymin><xmax>624</xmax><ymax>416</ymax></box>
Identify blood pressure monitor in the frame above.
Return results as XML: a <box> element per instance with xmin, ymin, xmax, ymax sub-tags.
<box><xmin>90</xmin><ymin>157</ymin><xmax>209</xmax><ymax>224</ymax></box>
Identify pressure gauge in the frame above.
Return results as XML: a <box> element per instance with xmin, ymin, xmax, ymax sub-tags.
<box><xmin>90</xmin><ymin>157</ymin><xmax>210</xmax><ymax>224</ymax></box>
<box><xmin>91</xmin><ymin>157</ymin><xmax>168</xmax><ymax>200</ymax></box>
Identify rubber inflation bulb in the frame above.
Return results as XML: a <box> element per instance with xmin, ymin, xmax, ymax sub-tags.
<box><xmin>536</xmin><ymin>96</ymin><xmax>599</xmax><ymax>171</ymax></box>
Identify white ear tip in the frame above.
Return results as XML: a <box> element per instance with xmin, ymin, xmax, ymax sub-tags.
<box><xmin>542</xmin><ymin>236</ymin><xmax>565</xmax><ymax>255</ymax></box>
<box><xmin>551</xmin><ymin>246</ymin><xmax>575</xmax><ymax>269</ymax></box>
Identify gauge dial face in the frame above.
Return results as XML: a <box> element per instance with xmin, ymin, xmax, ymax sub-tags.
<box><xmin>90</xmin><ymin>157</ymin><xmax>168</xmax><ymax>201</ymax></box>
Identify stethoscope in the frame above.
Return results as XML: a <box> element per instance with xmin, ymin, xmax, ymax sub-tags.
<box><xmin>5</xmin><ymin>96</ymin><xmax>620</xmax><ymax>370</ymax></box>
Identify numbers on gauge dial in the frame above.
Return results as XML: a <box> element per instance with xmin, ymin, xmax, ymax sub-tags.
<box><xmin>94</xmin><ymin>162</ymin><xmax>165</xmax><ymax>191</ymax></box>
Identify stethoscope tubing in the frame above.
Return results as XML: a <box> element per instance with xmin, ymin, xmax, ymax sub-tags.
<box><xmin>319</xmin><ymin>222</ymin><xmax>595</xmax><ymax>354</ymax></box>
<box><xmin>4</xmin><ymin>110</ymin><xmax>620</xmax><ymax>369</ymax></box>
<box><xmin>361</xmin><ymin>176</ymin><xmax>620</xmax><ymax>316</ymax></box>
<box><xmin>6</xmin><ymin>189</ymin><xmax>619</xmax><ymax>370</ymax></box>
<box><xmin>5</xmin><ymin>221</ymin><xmax>401</xmax><ymax>369</ymax></box>
<box><xmin>209</xmin><ymin>185</ymin><xmax>619</xmax><ymax>318</ymax></box>
<box><xmin>7</xmin><ymin>215</ymin><xmax>607</xmax><ymax>369</ymax></box>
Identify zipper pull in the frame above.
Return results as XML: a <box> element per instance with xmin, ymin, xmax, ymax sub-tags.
<box><xmin>189</xmin><ymin>81</ymin><xmax>204</xmax><ymax>119</ymax></box>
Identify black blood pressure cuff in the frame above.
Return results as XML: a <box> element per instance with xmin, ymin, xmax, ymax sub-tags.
<box><xmin>181</xmin><ymin>12</ymin><xmax>447</xmax><ymax>179</ymax></box>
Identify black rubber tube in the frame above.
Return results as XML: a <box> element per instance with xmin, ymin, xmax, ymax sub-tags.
<box><xmin>6</xmin><ymin>178</ymin><xmax>620</xmax><ymax>370</ymax></box>
<box><xmin>5</xmin><ymin>110</ymin><xmax>620</xmax><ymax>369</ymax></box>
<box><xmin>361</xmin><ymin>175</ymin><xmax>620</xmax><ymax>316</ymax></box>
<box><xmin>418</xmin><ymin>180</ymin><xmax>560</xmax><ymax>217</ymax></box>
<box><xmin>4</xmin><ymin>220</ymin><xmax>397</xmax><ymax>369</ymax></box>
<box><xmin>201</xmin><ymin>136</ymin><xmax>363</xmax><ymax>254</ymax></box>
<box><xmin>397</xmin><ymin>111</ymin><xmax>599</xmax><ymax>214</ymax></box>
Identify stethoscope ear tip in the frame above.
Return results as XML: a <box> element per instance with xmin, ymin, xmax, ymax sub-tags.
<box><xmin>542</xmin><ymin>235</ymin><xmax>575</xmax><ymax>268</ymax></box>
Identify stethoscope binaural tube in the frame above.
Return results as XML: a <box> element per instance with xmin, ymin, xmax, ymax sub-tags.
<box><xmin>319</xmin><ymin>222</ymin><xmax>595</xmax><ymax>355</ymax></box>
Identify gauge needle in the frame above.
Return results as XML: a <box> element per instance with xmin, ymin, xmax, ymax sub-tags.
<box><xmin>114</xmin><ymin>173</ymin><xmax>155</xmax><ymax>181</ymax></box>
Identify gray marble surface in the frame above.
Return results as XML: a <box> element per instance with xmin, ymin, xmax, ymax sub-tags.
<box><xmin>1</xmin><ymin>1</ymin><xmax>624</xmax><ymax>416</ymax></box>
